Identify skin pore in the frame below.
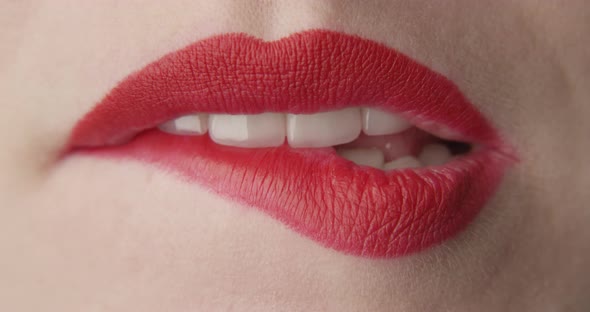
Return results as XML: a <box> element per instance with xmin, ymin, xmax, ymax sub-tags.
<box><xmin>1</xmin><ymin>1</ymin><xmax>589</xmax><ymax>311</ymax></box>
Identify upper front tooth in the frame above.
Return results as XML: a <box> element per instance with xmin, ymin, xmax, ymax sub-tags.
<box><xmin>209</xmin><ymin>113</ymin><xmax>286</xmax><ymax>148</ymax></box>
<box><xmin>158</xmin><ymin>114</ymin><xmax>208</xmax><ymax>135</ymax></box>
<box><xmin>287</xmin><ymin>108</ymin><xmax>361</xmax><ymax>148</ymax></box>
<box><xmin>337</xmin><ymin>148</ymin><xmax>385</xmax><ymax>169</ymax></box>
<box><xmin>362</xmin><ymin>108</ymin><xmax>412</xmax><ymax>136</ymax></box>
<box><xmin>418</xmin><ymin>144</ymin><xmax>452</xmax><ymax>166</ymax></box>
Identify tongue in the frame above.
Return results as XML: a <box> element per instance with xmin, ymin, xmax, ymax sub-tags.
<box><xmin>336</xmin><ymin>128</ymin><xmax>435</xmax><ymax>162</ymax></box>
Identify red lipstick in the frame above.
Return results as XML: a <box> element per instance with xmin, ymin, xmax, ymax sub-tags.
<box><xmin>67</xmin><ymin>30</ymin><xmax>515</xmax><ymax>258</ymax></box>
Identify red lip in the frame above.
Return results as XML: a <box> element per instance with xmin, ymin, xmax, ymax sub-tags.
<box><xmin>67</xmin><ymin>30</ymin><xmax>515</xmax><ymax>258</ymax></box>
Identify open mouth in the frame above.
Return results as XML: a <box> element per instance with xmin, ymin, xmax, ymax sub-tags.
<box><xmin>66</xmin><ymin>30</ymin><xmax>516</xmax><ymax>258</ymax></box>
<box><xmin>156</xmin><ymin>108</ymin><xmax>471</xmax><ymax>169</ymax></box>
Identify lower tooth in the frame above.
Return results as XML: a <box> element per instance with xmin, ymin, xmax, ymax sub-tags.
<box><xmin>383</xmin><ymin>156</ymin><xmax>422</xmax><ymax>170</ymax></box>
<box><xmin>337</xmin><ymin>148</ymin><xmax>385</xmax><ymax>169</ymax></box>
<box><xmin>419</xmin><ymin>144</ymin><xmax>452</xmax><ymax>166</ymax></box>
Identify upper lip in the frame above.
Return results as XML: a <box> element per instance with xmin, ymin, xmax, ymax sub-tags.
<box><xmin>67</xmin><ymin>29</ymin><xmax>516</xmax><ymax>258</ymax></box>
<box><xmin>69</xmin><ymin>30</ymin><xmax>506</xmax><ymax>150</ymax></box>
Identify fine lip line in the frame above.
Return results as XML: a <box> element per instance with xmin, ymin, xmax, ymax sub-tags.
<box><xmin>66</xmin><ymin>29</ymin><xmax>517</xmax><ymax>258</ymax></box>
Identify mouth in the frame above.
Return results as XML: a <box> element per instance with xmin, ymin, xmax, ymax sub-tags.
<box><xmin>66</xmin><ymin>30</ymin><xmax>516</xmax><ymax>258</ymax></box>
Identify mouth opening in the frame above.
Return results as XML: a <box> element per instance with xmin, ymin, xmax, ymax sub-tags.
<box><xmin>101</xmin><ymin>106</ymin><xmax>480</xmax><ymax>172</ymax></box>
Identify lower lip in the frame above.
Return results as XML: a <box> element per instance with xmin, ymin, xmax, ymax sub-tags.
<box><xmin>77</xmin><ymin>129</ymin><xmax>510</xmax><ymax>258</ymax></box>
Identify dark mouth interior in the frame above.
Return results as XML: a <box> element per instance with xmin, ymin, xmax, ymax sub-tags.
<box><xmin>445</xmin><ymin>140</ymin><xmax>472</xmax><ymax>155</ymax></box>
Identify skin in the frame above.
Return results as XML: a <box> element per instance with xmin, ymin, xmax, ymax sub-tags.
<box><xmin>1</xmin><ymin>0</ymin><xmax>589</xmax><ymax>311</ymax></box>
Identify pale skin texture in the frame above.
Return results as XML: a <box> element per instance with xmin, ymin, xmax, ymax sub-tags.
<box><xmin>1</xmin><ymin>1</ymin><xmax>589</xmax><ymax>311</ymax></box>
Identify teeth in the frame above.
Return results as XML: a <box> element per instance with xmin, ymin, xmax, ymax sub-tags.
<box><xmin>158</xmin><ymin>114</ymin><xmax>208</xmax><ymax>135</ymax></box>
<box><xmin>362</xmin><ymin>108</ymin><xmax>412</xmax><ymax>136</ymax></box>
<box><xmin>419</xmin><ymin>144</ymin><xmax>452</xmax><ymax>166</ymax></box>
<box><xmin>383</xmin><ymin>156</ymin><xmax>422</xmax><ymax>170</ymax></box>
<box><xmin>337</xmin><ymin>148</ymin><xmax>385</xmax><ymax>169</ymax></box>
<box><xmin>209</xmin><ymin>113</ymin><xmax>286</xmax><ymax>147</ymax></box>
<box><xmin>287</xmin><ymin>108</ymin><xmax>362</xmax><ymax>148</ymax></box>
<box><xmin>156</xmin><ymin>109</ymin><xmax>459</xmax><ymax>170</ymax></box>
